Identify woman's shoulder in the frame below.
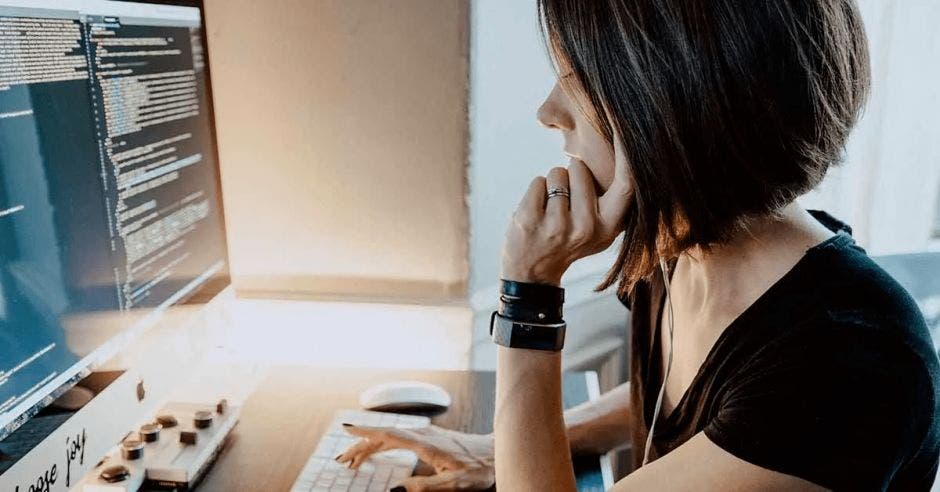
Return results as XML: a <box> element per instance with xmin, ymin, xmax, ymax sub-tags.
<box><xmin>715</xmin><ymin>216</ymin><xmax>940</xmax><ymax>488</ymax></box>
<box><xmin>708</xmin><ymin>301</ymin><xmax>940</xmax><ymax>490</ymax></box>
<box><xmin>799</xmin><ymin>227</ymin><xmax>934</xmax><ymax>354</ymax></box>
<box><xmin>767</xmin><ymin>303</ymin><xmax>938</xmax><ymax>388</ymax></box>
<box><xmin>749</xmin><ymin>222</ymin><xmax>938</xmax><ymax>378</ymax></box>
<box><xmin>747</xmin><ymin>232</ymin><xmax>939</xmax><ymax>436</ymax></box>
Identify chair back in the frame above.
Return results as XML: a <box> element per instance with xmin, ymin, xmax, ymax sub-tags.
<box><xmin>872</xmin><ymin>252</ymin><xmax>940</xmax><ymax>355</ymax></box>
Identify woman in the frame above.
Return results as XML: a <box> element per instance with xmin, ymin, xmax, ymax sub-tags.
<box><xmin>337</xmin><ymin>0</ymin><xmax>940</xmax><ymax>490</ymax></box>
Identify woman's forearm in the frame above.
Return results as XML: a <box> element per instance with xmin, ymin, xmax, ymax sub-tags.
<box><xmin>564</xmin><ymin>381</ymin><xmax>632</xmax><ymax>454</ymax></box>
<box><xmin>495</xmin><ymin>346</ymin><xmax>578</xmax><ymax>492</ymax></box>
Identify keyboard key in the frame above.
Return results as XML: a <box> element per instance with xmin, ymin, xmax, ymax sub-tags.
<box><xmin>313</xmin><ymin>437</ymin><xmax>339</xmax><ymax>457</ymax></box>
<box><xmin>375</xmin><ymin>464</ymin><xmax>393</xmax><ymax>479</ymax></box>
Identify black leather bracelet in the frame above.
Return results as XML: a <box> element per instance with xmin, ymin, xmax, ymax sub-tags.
<box><xmin>499</xmin><ymin>279</ymin><xmax>565</xmax><ymax>305</ymax></box>
<box><xmin>498</xmin><ymin>296</ymin><xmax>563</xmax><ymax>324</ymax></box>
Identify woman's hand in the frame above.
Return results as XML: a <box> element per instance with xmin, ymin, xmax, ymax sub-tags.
<box><xmin>500</xmin><ymin>133</ymin><xmax>632</xmax><ymax>286</ymax></box>
<box><xmin>336</xmin><ymin>424</ymin><xmax>495</xmax><ymax>491</ymax></box>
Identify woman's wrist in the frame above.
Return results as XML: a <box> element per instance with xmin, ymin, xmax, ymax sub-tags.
<box><xmin>500</xmin><ymin>270</ymin><xmax>562</xmax><ymax>287</ymax></box>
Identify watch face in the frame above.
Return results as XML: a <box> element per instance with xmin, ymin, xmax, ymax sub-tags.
<box><xmin>491</xmin><ymin>313</ymin><xmax>565</xmax><ymax>351</ymax></box>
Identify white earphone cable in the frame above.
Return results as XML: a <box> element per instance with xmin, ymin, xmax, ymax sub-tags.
<box><xmin>642</xmin><ymin>256</ymin><xmax>675</xmax><ymax>466</ymax></box>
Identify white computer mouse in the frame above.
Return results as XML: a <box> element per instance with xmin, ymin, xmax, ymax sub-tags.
<box><xmin>358</xmin><ymin>380</ymin><xmax>452</xmax><ymax>413</ymax></box>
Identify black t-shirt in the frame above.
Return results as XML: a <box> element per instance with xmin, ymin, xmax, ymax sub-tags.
<box><xmin>623</xmin><ymin>211</ymin><xmax>940</xmax><ymax>491</ymax></box>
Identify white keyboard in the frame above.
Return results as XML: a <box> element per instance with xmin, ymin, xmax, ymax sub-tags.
<box><xmin>291</xmin><ymin>410</ymin><xmax>430</xmax><ymax>492</ymax></box>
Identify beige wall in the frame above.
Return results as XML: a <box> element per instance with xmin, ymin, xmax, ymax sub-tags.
<box><xmin>203</xmin><ymin>0</ymin><xmax>470</xmax><ymax>301</ymax></box>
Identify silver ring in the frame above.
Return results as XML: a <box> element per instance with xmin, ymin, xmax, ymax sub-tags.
<box><xmin>547</xmin><ymin>187</ymin><xmax>570</xmax><ymax>199</ymax></box>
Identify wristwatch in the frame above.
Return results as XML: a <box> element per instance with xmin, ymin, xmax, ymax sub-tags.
<box><xmin>489</xmin><ymin>311</ymin><xmax>566</xmax><ymax>352</ymax></box>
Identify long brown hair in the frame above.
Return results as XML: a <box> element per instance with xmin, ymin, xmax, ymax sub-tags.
<box><xmin>537</xmin><ymin>0</ymin><xmax>870</xmax><ymax>298</ymax></box>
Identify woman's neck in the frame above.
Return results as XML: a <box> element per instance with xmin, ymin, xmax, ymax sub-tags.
<box><xmin>674</xmin><ymin>203</ymin><xmax>835</xmax><ymax>318</ymax></box>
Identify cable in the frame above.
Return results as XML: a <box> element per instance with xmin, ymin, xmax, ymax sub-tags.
<box><xmin>642</xmin><ymin>256</ymin><xmax>675</xmax><ymax>466</ymax></box>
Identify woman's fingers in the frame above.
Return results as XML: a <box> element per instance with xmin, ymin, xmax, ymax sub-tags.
<box><xmin>567</xmin><ymin>160</ymin><xmax>598</xmax><ymax>246</ymax></box>
<box><xmin>343</xmin><ymin>424</ymin><xmax>418</xmax><ymax>443</ymax></box>
<box><xmin>335</xmin><ymin>437</ymin><xmax>382</xmax><ymax>469</ymax></box>
<box><xmin>393</xmin><ymin>467</ymin><xmax>495</xmax><ymax>492</ymax></box>
<box><xmin>597</xmin><ymin>129</ymin><xmax>632</xmax><ymax>237</ymax></box>
<box><xmin>517</xmin><ymin>176</ymin><xmax>547</xmax><ymax>223</ymax></box>
<box><xmin>340</xmin><ymin>425</ymin><xmax>453</xmax><ymax>471</ymax></box>
<box><xmin>338</xmin><ymin>426</ymin><xmax>410</xmax><ymax>469</ymax></box>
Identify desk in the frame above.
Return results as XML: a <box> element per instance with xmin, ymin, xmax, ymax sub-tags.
<box><xmin>199</xmin><ymin>367</ymin><xmax>613</xmax><ymax>491</ymax></box>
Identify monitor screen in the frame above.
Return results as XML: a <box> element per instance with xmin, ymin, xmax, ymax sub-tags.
<box><xmin>0</xmin><ymin>0</ymin><xmax>228</xmax><ymax>439</ymax></box>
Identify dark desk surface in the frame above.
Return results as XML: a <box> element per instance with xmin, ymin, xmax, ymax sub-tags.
<box><xmin>199</xmin><ymin>367</ymin><xmax>609</xmax><ymax>491</ymax></box>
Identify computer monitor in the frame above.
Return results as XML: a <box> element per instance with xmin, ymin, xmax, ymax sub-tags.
<box><xmin>0</xmin><ymin>0</ymin><xmax>228</xmax><ymax>442</ymax></box>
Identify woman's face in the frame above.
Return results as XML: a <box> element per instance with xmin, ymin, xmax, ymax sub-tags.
<box><xmin>536</xmin><ymin>77</ymin><xmax>616</xmax><ymax>193</ymax></box>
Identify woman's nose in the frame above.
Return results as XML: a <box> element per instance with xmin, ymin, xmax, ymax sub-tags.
<box><xmin>537</xmin><ymin>84</ymin><xmax>575</xmax><ymax>132</ymax></box>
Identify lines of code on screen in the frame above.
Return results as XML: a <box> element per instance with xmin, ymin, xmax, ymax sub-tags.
<box><xmin>0</xmin><ymin>5</ymin><xmax>227</xmax><ymax>438</ymax></box>
<box><xmin>0</xmin><ymin>16</ymin><xmax>88</xmax><ymax>89</ymax></box>
<box><xmin>84</xmin><ymin>15</ymin><xmax>226</xmax><ymax>310</ymax></box>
